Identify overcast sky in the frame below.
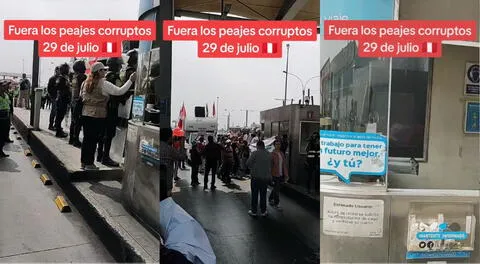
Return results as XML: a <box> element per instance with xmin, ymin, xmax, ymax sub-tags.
<box><xmin>0</xmin><ymin>0</ymin><xmax>320</xmax><ymax>129</ymax></box>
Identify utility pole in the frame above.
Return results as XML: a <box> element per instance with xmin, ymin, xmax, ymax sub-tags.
<box><xmin>283</xmin><ymin>43</ymin><xmax>290</xmax><ymax>107</ymax></box>
<box><xmin>227</xmin><ymin>112</ymin><xmax>230</xmax><ymax>131</ymax></box>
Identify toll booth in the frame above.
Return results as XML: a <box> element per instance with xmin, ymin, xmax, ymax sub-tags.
<box><xmin>320</xmin><ymin>0</ymin><xmax>479</xmax><ymax>262</ymax></box>
<box><xmin>121</xmin><ymin>0</ymin><xmax>161</xmax><ymax>237</ymax></box>
<box><xmin>260</xmin><ymin>104</ymin><xmax>320</xmax><ymax>186</ymax></box>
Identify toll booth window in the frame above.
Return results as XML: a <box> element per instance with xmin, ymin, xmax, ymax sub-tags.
<box><xmin>279</xmin><ymin>121</ymin><xmax>289</xmax><ymax>136</ymax></box>
<box><xmin>389</xmin><ymin>58</ymin><xmax>432</xmax><ymax>160</ymax></box>
<box><xmin>299</xmin><ymin>121</ymin><xmax>320</xmax><ymax>154</ymax></box>
<box><xmin>271</xmin><ymin>122</ymin><xmax>280</xmax><ymax>137</ymax></box>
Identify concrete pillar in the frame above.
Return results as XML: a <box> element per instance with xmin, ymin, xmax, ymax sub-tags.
<box><xmin>157</xmin><ymin>0</ymin><xmax>173</xmax><ymax>128</ymax></box>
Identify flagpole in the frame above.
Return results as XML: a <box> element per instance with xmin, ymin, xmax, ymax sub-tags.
<box><xmin>216</xmin><ymin>96</ymin><xmax>219</xmax><ymax>127</ymax></box>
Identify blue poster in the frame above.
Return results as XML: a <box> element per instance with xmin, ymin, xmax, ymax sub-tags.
<box><xmin>465</xmin><ymin>101</ymin><xmax>479</xmax><ymax>133</ymax></box>
<box><xmin>320</xmin><ymin>130</ymin><xmax>388</xmax><ymax>183</ymax></box>
<box><xmin>320</xmin><ymin>0</ymin><xmax>395</xmax><ymax>34</ymax></box>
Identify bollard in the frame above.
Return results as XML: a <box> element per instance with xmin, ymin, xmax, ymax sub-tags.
<box><xmin>33</xmin><ymin>88</ymin><xmax>43</xmax><ymax>131</ymax></box>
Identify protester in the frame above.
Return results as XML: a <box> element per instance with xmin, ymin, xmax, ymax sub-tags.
<box><xmin>269</xmin><ymin>140</ymin><xmax>289</xmax><ymax>209</ymax></box>
<box><xmin>160</xmin><ymin>128</ymin><xmax>187</xmax><ymax>195</ymax></box>
<box><xmin>160</xmin><ymin>174</ymin><xmax>216</xmax><ymax>264</ymax></box>
<box><xmin>202</xmin><ymin>135</ymin><xmax>221</xmax><ymax>190</ymax></box>
<box><xmin>189</xmin><ymin>141</ymin><xmax>202</xmax><ymax>186</ymax></box>
<box><xmin>79</xmin><ymin>62</ymin><xmax>135</xmax><ymax>170</ymax></box>
<box><xmin>246</xmin><ymin>140</ymin><xmax>271</xmax><ymax>217</ymax></box>
<box><xmin>0</xmin><ymin>80</ymin><xmax>12</xmax><ymax>158</ymax></box>
<box><xmin>239</xmin><ymin>140</ymin><xmax>250</xmax><ymax>178</ymax></box>
<box><xmin>221</xmin><ymin>139</ymin><xmax>234</xmax><ymax>184</ymax></box>
<box><xmin>17</xmin><ymin>73</ymin><xmax>30</xmax><ymax>109</ymax></box>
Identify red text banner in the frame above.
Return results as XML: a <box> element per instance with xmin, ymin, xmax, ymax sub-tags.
<box><xmin>3</xmin><ymin>20</ymin><xmax>156</xmax><ymax>57</ymax></box>
<box><xmin>323</xmin><ymin>20</ymin><xmax>477</xmax><ymax>58</ymax></box>
<box><xmin>164</xmin><ymin>20</ymin><xmax>317</xmax><ymax>58</ymax></box>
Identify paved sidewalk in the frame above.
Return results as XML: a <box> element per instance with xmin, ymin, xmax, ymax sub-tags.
<box><xmin>0</xmin><ymin>127</ymin><xmax>113</xmax><ymax>262</ymax></box>
<box><xmin>171</xmin><ymin>168</ymin><xmax>320</xmax><ymax>264</ymax></box>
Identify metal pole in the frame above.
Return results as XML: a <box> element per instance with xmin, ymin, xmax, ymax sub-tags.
<box><xmin>283</xmin><ymin>44</ymin><xmax>290</xmax><ymax>106</ymax></box>
<box><xmin>33</xmin><ymin>88</ymin><xmax>42</xmax><ymax>130</ymax></box>
<box><xmin>245</xmin><ymin>110</ymin><xmax>248</xmax><ymax>128</ymax></box>
<box><xmin>30</xmin><ymin>40</ymin><xmax>39</xmax><ymax>126</ymax></box>
<box><xmin>227</xmin><ymin>112</ymin><xmax>230</xmax><ymax>131</ymax></box>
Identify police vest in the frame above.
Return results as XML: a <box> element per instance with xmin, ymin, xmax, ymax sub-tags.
<box><xmin>0</xmin><ymin>94</ymin><xmax>10</xmax><ymax>111</ymax></box>
<box><xmin>307</xmin><ymin>144</ymin><xmax>320</xmax><ymax>159</ymax></box>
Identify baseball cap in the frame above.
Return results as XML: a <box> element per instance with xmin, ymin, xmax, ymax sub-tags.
<box><xmin>91</xmin><ymin>62</ymin><xmax>109</xmax><ymax>73</ymax></box>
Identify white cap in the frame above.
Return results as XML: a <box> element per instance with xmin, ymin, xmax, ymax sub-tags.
<box><xmin>91</xmin><ymin>62</ymin><xmax>109</xmax><ymax>73</ymax></box>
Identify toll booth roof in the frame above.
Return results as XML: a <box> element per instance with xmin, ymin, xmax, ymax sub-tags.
<box><xmin>175</xmin><ymin>0</ymin><xmax>319</xmax><ymax>23</ymax></box>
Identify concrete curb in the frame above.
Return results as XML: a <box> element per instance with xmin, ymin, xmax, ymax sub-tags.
<box><xmin>11</xmin><ymin>112</ymin><xmax>152</xmax><ymax>263</ymax></box>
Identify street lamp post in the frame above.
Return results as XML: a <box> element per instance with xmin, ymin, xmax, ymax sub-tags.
<box><xmin>282</xmin><ymin>71</ymin><xmax>320</xmax><ymax>105</ymax></box>
<box><xmin>283</xmin><ymin>44</ymin><xmax>290</xmax><ymax>106</ymax></box>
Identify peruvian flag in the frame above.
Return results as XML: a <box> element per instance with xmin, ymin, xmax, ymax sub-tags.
<box><xmin>85</xmin><ymin>57</ymin><xmax>97</xmax><ymax>74</ymax></box>
<box><xmin>212</xmin><ymin>102</ymin><xmax>216</xmax><ymax>117</ymax></box>
<box><xmin>178</xmin><ymin>103</ymin><xmax>186</xmax><ymax>130</ymax></box>
<box><xmin>421</xmin><ymin>42</ymin><xmax>437</xmax><ymax>54</ymax></box>
<box><xmin>262</xmin><ymin>43</ymin><xmax>278</xmax><ymax>54</ymax></box>
<box><xmin>102</xmin><ymin>42</ymin><xmax>117</xmax><ymax>53</ymax></box>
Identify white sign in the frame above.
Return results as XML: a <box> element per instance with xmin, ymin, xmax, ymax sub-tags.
<box><xmin>465</xmin><ymin>62</ymin><xmax>479</xmax><ymax>95</ymax></box>
<box><xmin>323</xmin><ymin>197</ymin><xmax>384</xmax><ymax>238</ymax></box>
<box><xmin>320</xmin><ymin>130</ymin><xmax>387</xmax><ymax>183</ymax></box>
<box><xmin>132</xmin><ymin>96</ymin><xmax>145</xmax><ymax>118</ymax></box>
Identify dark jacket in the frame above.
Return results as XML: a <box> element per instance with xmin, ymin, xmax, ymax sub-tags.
<box><xmin>189</xmin><ymin>147</ymin><xmax>202</xmax><ymax>166</ymax></box>
<box><xmin>203</xmin><ymin>142</ymin><xmax>221</xmax><ymax>163</ymax></box>
<box><xmin>55</xmin><ymin>75</ymin><xmax>71</xmax><ymax>103</ymax></box>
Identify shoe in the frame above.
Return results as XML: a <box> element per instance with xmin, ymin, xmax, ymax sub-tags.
<box><xmin>48</xmin><ymin>126</ymin><xmax>56</xmax><ymax>131</ymax></box>
<box><xmin>203</xmin><ymin>186</ymin><xmax>208</xmax><ymax>190</ymax></box>
<box><xmin>102</xmin><ymin>157</ymin><xmax>120</xmax><ymax>167</ymax></box>
<box><xmin>261</xmin><ymin>211</ymin><xmax>268</xmax><ymax>217</ymax></box>
<box><xmin>55</xmin><ymin>131</ymin><xmax>68</xmax><ymax>138</ymax></box>
<box><xmin>210</xmin><ymin>185</ymin><xmax>216</xmax><ymax>190</ymax></box>
<box><xmin>84</xmin><ymin>164</ymin><xmax>99</xmax><ymax>170</ymax></box>
<box><xmin>73</xmin><ymin>141</ymin><xmax>82</xmax><ymax>148</ymax></box>
<box><xmin>248</xmin><ymin>210</ymin><xmax>257</xmax><ymax>217</ymax></box>
<box><xmin>273</xmin><ymin>205</ymin><xmax>282</xmax><ymax>211</ymax></box>
<box><xmin>80</xmin><ymin>163</ymin><xmax>85</xmax><ymax>169</ymax></box>
<box><xmin>0</xmin><ymin>152</ymin><xmax>9</xmax><ymax>158</ymax></box>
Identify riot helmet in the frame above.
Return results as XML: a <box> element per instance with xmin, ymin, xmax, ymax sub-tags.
<box><xmin>106</xmin><ymin>57</ymin><xmax>123</xmax><ymax>72</ymax></box>
<box><xmin>72</xmin><ymin>60</ymin><xmax>86</xmax><ymax>74</ymax></box>
<box><xmin>59</xmin><ymin>63</ymin><xmax>70</xmax><ymax>75</ymax></box>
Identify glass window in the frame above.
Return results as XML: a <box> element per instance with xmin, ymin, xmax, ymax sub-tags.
<box><xmin>389</xmin><ymin>58</ymin><xmax>431</xmax><ymax>159</ymax></box>
<box><xmin>279</xmin><ymin>121</ymin><xmax>289</xmax><ymax>135</ymax></box>
<box><xmin>271</xmin><ymin>122</ymin><xmax>279</xmax><ymax>137</ymax></box>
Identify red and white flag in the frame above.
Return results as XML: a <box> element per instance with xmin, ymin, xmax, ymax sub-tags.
<box><xmin>212</xmin><ymin>102</ymin><xmax>216</xmax><ymax>117</ymax></box>
<box><xmin>178</xmin><ymin>103</ymin><xmax>186</xmax><ymax>130</ymax></box>
<box><xmin>422</xmin><ymin>42</ymin><xmax>437</xmax><ymax>53</ymax></box>
<box><xmin>262</xmin><ymin>43</ymin><xmax>278</xmax><ymax>54</ymax></box>
<box><xmin>102</xmin><ymin>42</ymin><xmax>117</xmax><ymax>53</ymax></box>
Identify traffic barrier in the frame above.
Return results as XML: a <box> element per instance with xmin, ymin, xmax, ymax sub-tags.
<box><xmin>40</xmin><ymin>174</ymin><xmax>52</xmax><ymax>185</ymax></box>
<box><xmin>54</xmin><ymin>196</ymin><xmax>71</xmax><ymax>212</ymax></box>
<box><xmin>24</xmin><ymin>149</ymin><xmax>32</xmax><ymax>156</ymax></box>
<box><xmin>32</xmin><ymin>160</ymin><xmax>41</xmax><ymax>168</ymax></box>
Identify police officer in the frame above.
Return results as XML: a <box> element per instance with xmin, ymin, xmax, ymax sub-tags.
<box><xmin>47</xmin><ymin>66</ymin><xmax>60</xmax><ymax>130</ymax></box>
<box><xmin>69</xmin><ymin>60</ymin><xmax>87</xmax><ymax>147</ymax></box>
<box><xmin>97</xmin><ymin>57</ymin><xmax>123</xmax><ymax>167</ymax></box>
<box><xmin>54</xmin><ymin>63</ymin><xmax>71</xmax><ymax>138</ymax></box>
<box><xmin>0</xmin><ymin>80</ymin><xmax>12</xmax><ymax>158</ymax></box>
<box><xmin>305</xmin><ymin>132</ymin><xmax>320</xmax><ymax>194</ymax></box>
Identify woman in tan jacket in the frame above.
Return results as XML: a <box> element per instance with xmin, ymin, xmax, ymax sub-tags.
<box><xmin>80</xmin><ymin>62</ymin><xmax>136</xmax><ymax>170</ymax></box>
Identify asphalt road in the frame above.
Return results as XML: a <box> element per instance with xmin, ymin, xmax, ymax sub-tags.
<box><xmin>0</xmin><ymin>126</ymin><xmax>114</xmax><ymax>262</ymax></box>
<box><xmin>172</xmin><ymin>168</ymin><xmax>320</xmax><ymax>264</ymax></box>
